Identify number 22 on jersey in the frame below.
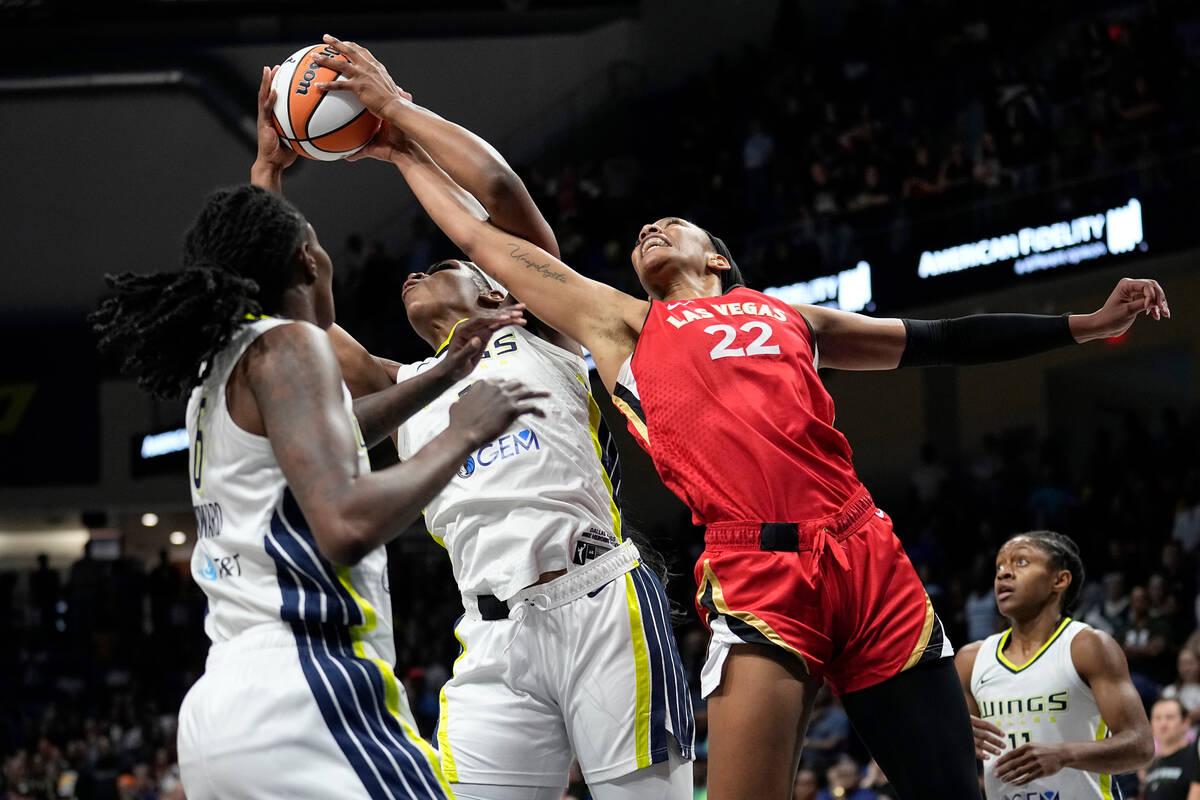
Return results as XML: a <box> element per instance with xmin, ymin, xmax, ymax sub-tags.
<box><xmin>704</xmin><ymin>321</ymin><xmax>781</xmax><ymax>360</ymax></box>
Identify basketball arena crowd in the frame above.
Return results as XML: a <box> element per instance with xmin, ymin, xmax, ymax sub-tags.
<box><xmin>4</xmin><ymin>0</ymin><xmax>1200</xmax><ymax>798</ymax></box>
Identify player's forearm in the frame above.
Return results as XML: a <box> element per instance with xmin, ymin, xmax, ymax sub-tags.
<box><xmin>322</xmin><ymin>427</ymin><xmax>478</xmax><ymax>565</ymax></box>
<box><xmin>352</xmin><ymin>364</ymin><xmax>453</xmax><ymax>447</ymax></box>
<box><xmin>1059</xmin><ymin>730</ymin><xmax>1154</xmax><ymax>775</ymax></box>
<box><xmin>898</xmin><ymin>314</ymin><xmax>1077</xmax><ymax>368</ymax></box>
<box><xmin>394</xmin><ymin>142</ymin><xmax>491</xmax><ymax>255</ymax></box>
<box><xmin>250</xmin><ymin>160</ymin><xmax>285</xmax><ymax>193</ymax></box>
<box><xmin>384</xmin><ymin>99</ymin><xmax>513</xmax><ymax>210</ymax></box>
<box><xmin>385</xmin><ymin>100</ymin><xmax>558</xmax><ymax>255</ymax></box>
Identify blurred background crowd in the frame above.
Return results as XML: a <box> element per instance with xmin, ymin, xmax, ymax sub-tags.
<box><xmin>4</xmin><ymin>0</ymin><xmax>1200</xmax><ymax>798</ymax></box>
<box><xmin>4</xmin><ymin>401</ymin><xmax>1200</xmax><ymax>798</ymax></box>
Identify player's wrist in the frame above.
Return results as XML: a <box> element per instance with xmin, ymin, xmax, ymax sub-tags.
<box><xmin>1066</xmin><ymin>311</ymin><xmax>1102</xmax><ymax>343</ymax></box>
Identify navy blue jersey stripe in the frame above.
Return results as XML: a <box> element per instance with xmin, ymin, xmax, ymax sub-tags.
<box><xmin>307</xmin><ymin>628</ymin><xmax>442</xmax><ymax>797</ymax></box>
<box><xmin>266</xmin><ymin>503</ymin><xmax>446</xmax><ymax>799</ymax></box>
<box><xmin>629</xmin><ymin>567</ymin><xmax>667</xmax><ymax>761</ymax></box>
<box><xmin>267</xmin><ymin>555</ymin><xmax>393</xmax><ymax>798</ymax></box>
<box><xmin>633</xmin><ymin>566</ymin><xmax>695</xmax><ymax>757</ymax></box>
<box><xmin>279</xmin><ymin>489</ymin><xmax>363</xmax><ymax>625</ymax></box>
<box><xmin>325</xmin><ymin>627</ymin><xmax>447</xmax><ymax>796</ymax></box>
<box><xmin>637</xmin><ymin>566</ymin><xmax>696</xmax><ymax>754</ymax></box>
<box><xmin>266</xmin><ymin>525</ymin><xmax>334</xmax><ymax>623</ymax></box>
<box><xmin>595</xmin><ymin>416</ymin><xmax>623</xmax><ymax>502</ymax></box>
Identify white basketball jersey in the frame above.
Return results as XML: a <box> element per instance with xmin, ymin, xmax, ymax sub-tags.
<box><xmin>394</xmin><ymin>324</ymin><xmax>621</xmax><ymax>600</ymax></box>
<box><xmin>972</xmin><ymin>618</ymin><xmax>1118</xmax><ymax>800</ymax></box>
<box><xmin>186</xmin><ymin>318</ymin><xmax>395</xmax><ymax>668</ymax></box>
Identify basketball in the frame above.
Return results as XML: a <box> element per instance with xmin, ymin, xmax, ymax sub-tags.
<box><xmin>270</xmin><ymin>43</ymin><xmax>381</xmax><ymax>161</ymax></box>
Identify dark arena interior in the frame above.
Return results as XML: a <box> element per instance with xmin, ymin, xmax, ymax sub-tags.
<box><xmin>2</xmin><ymin>1</ymin><xmax>1199</xmax><ymax>798</ymax></box>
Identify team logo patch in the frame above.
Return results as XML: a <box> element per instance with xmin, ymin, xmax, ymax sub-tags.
<box><xmin>456</xmin><ymin>429</ymin><xmax>540</xmax><ymax>478</ymax></box>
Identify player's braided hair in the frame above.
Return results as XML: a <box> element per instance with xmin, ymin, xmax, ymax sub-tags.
<box><xmin>1009</xmin><ymin>530</ymin><xmax>1086</xmax><ymax>615</ymax></box>
<box><xmin>90</xmin><ymin>185</ymin><xmax>308</xmax><ymax>399</ymax></box>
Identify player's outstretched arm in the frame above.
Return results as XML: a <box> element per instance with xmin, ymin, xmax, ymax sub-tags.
<box><xmin>993</xmin><ymin>629</ymin><xmax>1153</xmax><ymax>786</ymax></box>
<box><xmin>954</xmin><ymin>642</ymin><xmax>1007</xmax><ymax>761</ymax></box>
<box><xmin>797</xmin><ymin>277</ymin><xmax>1169</xmax><ymax>371</ymax></box>
<box><xmin>243</xmin><ymin>321</ymin><xmax>546</xmax><ymax>565</ymax></box>
<box><xmin>312</xmin><ymin>34</ymin><xmax>559</xmax><ymax>258</ymax></box>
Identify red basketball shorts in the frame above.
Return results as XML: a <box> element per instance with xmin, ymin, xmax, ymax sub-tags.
<box><xmin>694</xmin><ymin>487</ymin><xmax>952</xmax><ymax>696</ymax></box>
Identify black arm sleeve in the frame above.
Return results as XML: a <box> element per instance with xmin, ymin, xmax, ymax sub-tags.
<box><xmin>898</xmin><ymin>314</ymin><xmax>1076</xmax><ymax>368</ymax></box>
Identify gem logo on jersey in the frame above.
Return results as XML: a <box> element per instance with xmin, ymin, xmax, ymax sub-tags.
<box><xmin>457</xmin><ymin>428</ymin><xmax>541</xmax><ymax>478</ymax></box>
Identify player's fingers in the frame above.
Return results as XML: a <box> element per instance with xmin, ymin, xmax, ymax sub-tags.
<box><xmin>972</xmin><ymin>716</ymin><xmax>1005</xmax><ymax>737</ymax></box>
<box><xmin>323</xmin><ymin>33</ymin><xmax>354</xmax><ymax>56</ymax></box>
<box><xmin>312</xmin><ymin>52</ymin><xmax>353</xmax><ymax>75</ymax></box>
<box><xmin>513</xmin><ymin>400</ymin><xmax>547</xmax><ymax>418</ymax></box>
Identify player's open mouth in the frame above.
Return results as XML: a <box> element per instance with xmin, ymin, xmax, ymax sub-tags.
<box><xmin>642</xmin><ymin>234</ymin><xmax>669</xmax><ymax>254</ymax></box>
<box><xmin>995</xmin><ymin>588</ymin><xmax>1014</xmax><ymax>601</ymax></box>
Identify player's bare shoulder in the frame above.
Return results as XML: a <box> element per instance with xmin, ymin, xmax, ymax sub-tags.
<box><xmin>1069</xmin><ymin>626</ymin><xmax>1128</xmax><ymax>681</ymax></box>
<box><xmin>955</xmin><ymin>640</ymin><xmax>984</xmax><ymax>685</ymax></box>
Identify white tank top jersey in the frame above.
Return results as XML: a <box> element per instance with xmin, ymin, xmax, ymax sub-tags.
<box><xmin>972</xmin><ymin>618</ymin><xmax>1119</xmax><ymax>800</ymax></box>
<box><xmin>393</xmin><ymin>324</ymin><xmax>622</xmax><ymax>601</ymax></box>
<box><xmin>186</xmin><ymin>318</ymin><xmax>395</xmax><ymax>667</ymax></box>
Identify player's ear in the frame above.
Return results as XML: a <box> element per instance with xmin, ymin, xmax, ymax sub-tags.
<box><xmin>478</xmin><ymin>289</ymin><xmax>506</xmax><ymax>309</ymax></box>
<box><xmin>707</xmin><ymin>251</ymin><xmax>730</xmax><ymax>272</ymax></box>
<box><xmin>1052</xmin><ymin>569</ymin><xmax>1072</xmax><ymax>597</ymax></box>
<box><xmin>296</xmin><ymin>240</ymin><xmax>319</xmax><ymax>284</ymax></box>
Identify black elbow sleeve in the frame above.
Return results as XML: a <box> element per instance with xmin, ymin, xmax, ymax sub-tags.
<box><xmin>899</xmin><ymin>314</ymin><xmax>1076</xmax><ymax>368</ymax></box>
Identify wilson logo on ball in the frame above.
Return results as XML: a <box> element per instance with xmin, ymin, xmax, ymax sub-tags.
<box><xmin>270</xmin><ymin>44</ymin><xmax>381</xmax><ymax>161</ymax></box>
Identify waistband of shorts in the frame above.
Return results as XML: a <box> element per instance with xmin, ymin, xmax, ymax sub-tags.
<box><xmin>462</xmin><ymin>539</ymin><xmax>640</xmax><ymax>620</ymax></box>
<box><xmin>205</xmin><ymin>621</ymin><xmax>301</xmax><ymax>666</ymax></box>
<box><xmin>703</xmin><ymin>486</ymin><xmax>877</xmax><ymax>551</ymax></box>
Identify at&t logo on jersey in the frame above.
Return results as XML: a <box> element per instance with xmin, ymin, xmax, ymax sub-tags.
<box><xmin>458</xmin><ymin>428</ymin><xmax>541</xmax><ymax>478</ymax></box>
<box><xmin>197</xmin><ymin>552</ymin><xmax>242</xmax><ymax>581</ymax></box>
<box><xmin>1002</xmin><ymin>792</ymin><xmax>1059</xmax><ymax>800</ymax></box>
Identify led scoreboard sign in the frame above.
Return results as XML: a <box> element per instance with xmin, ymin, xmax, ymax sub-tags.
<box><xmin>917</xmin><ymin>198</ymin><xmax>1145</xmax><ymax>280</ymax></box>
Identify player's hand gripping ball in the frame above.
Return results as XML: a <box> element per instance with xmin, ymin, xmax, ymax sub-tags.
<box><xmin>270</xmin><ymin>44</ymin><xmax>381</xmax><ymax>161</ymax></box>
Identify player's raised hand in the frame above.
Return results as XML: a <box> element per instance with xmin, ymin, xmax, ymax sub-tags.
<box><xmin>251</xmin><ymin>65</ymin><xmax>297</xmax><ymax>184</ymax></box>
<box><xmin>438</xmin><ymin>305</ymin><xmax>528</xmax><ymax>383</ymax></box>
<box><xmin>345</xmin><ymin>120</ymin><xmax>410</xmax><ymax>164</ymax></box>
<box><xmin>311</xmin><ymin>35</ymin><xmax>413</xmax><ymax>119</ymax></box>
<box><xmin>1072</xmin><ymin>277</ymin><xmax>1170</xmax><ymax>341</ymax></box>
<box><xmin>449</xmin><ymin>379</ymin><xmax>548</xmax><ymax>447</ymax></box>
<box><xmin>970</xmin><ymin>715</ymin><xmax>1006</xmax><ymax>760</ymax></box>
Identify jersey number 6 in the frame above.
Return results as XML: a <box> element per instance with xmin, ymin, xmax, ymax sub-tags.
<box><xmin>704</xmin><ymin>321</ymin><xmax>781</xmax><ymax>360</ymax></box>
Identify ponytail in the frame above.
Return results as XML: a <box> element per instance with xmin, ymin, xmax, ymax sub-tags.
<box><xmin>91</xmin><ymin>266</ymin><xmax>263</xmax><ymax>399</ymax></box>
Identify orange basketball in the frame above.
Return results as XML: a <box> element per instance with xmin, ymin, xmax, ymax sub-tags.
<box><xmin>270</xmin><ymin>44</ymin><xmax>381</xmax><ymax>161</ymax></box>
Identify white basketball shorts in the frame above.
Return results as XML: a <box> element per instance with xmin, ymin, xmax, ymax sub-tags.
<box><xmin>437</xmin><ymin>541</ymin><xmax>695</xmax><ymax>787</ymax></box>
<box><xmin>178</xmin><ymin>624</ymin><xmax>452</xmax><ymax>800</ymax></box>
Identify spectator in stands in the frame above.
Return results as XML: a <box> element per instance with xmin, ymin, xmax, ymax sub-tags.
<box><xmin>1084</xmin><ymin>572</ymin><xmax>1133</xmax><ymax>636</ymax></box>
<box><xmin>1161</xmin><ymin>648</ymin><xmax>1200</xmax><ymax>723</ymax></box>
<box><xmin>793</xmin><ymin>767</ymin><xmax>818</xmax><ymax>800</ymax></box>
<box><xmin>1121</xmin><ymin>585</ymin><xmax>1173</xmax><ymax>685</ymax></box>
<box><xmin>819</xmin><ymin>756</ymin><xmax>876</xmax><ymax>800</ymax></box>
<box><xmin>800</xmin><ymin>687</ymin><xmax>851</xmax><ymax>773</ymax></box>
<box><xmin>1172</xmin><ymin>473</ymin><xmax>1200</xmax><ymax>554</ymax></box>
<box><xmin>1141</xmin><ymin>698</ymin><xmax>1196</xmax><ymax>798</ymax></box>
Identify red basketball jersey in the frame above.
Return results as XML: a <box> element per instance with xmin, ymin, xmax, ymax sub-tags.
<box><xmin>612</xmin><ymin>286</ymin><xmax>864</xmax><ymax>525</ymax></box>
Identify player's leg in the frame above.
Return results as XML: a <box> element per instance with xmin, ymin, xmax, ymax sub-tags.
<box><xmin>705</xmin><ymin>644</ymin><xmax>821</xmax><ymax>800</ymax></box>
<box><xmin>840</xmin><ymin>657</ymin><xmax>977</xmax><ymax>798</ymax></box>
<box><xmin>589</xmin><ymin>742</ymin><xmax>692</xmax><ymax>800</ymax></box>
<box><xmin>827</xmin><ymin>511</ymin><xmax>975</xmax><ymax>798</ymax></box>
<box><xmin>557</xmin><ymin>564</ymin><xmax>695</xmax><ymax>798</ymax></box>
<box><xmin>438</xmin><ymin>613</ymin><xmax>572</xmax><ymax>792</ymax></box>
